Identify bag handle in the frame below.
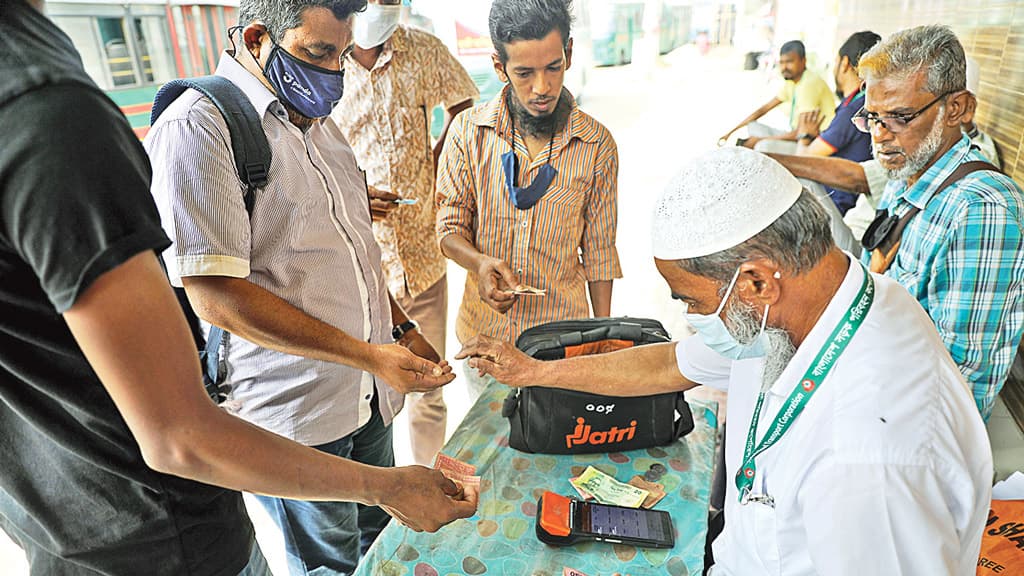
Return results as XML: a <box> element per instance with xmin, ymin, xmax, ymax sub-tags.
<box><xmin>673</xmin><ymin>393</ymin><xmax>695</xmax><ymax>439</ymax></box>
<box><xmin>522</xmin><ymin>323</ymin><xmax>659</xmax><ymax>357</ymax></box>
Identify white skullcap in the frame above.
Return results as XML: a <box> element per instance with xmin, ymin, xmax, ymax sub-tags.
<box><xmin>966</xmin><ymin>56</ymin><xmax>980</xmax><ymax>93</ymax></box>
<box><xmin>651</xmin><ymin>147</ymin><xmax>802</xmax><ymax>260</ymax></box>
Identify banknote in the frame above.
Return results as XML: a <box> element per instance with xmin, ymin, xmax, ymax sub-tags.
<box><xmin>628</xmin><ymin>476</ymin><xmax>667</xmax><ymax>509</ymax></box>
<box><xmin>511</xmin><ymin>285</ymin><xmax>546</xmax><ymax>296</ymax></box>
<box><xmin>433</xmin><ymin>453</ymin><xmax>481</xmax><ymax>487</ymax></box>
<box><xmin>570</xmin><ymin>466</ymin><xmax>648</xmax><ymax>508</ymax></box>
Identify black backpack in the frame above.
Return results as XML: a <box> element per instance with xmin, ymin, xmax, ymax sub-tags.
<box><xmin>150</xmin><ymin>75</ymin><xmax>271</xmax><ymax>402</ymax></box>
<box><xmin>502</xmin><ymin>317</ymin><xmax>695</xmax><ymax>454</ymax></box>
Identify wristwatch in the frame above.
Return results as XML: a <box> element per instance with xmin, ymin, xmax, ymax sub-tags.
<box><xmin>797</xmin><ymin>133</ymin><xmax>815</xmax><ymax>143</ymax></box>
<box><xmin>392</xmin><ymin>320</ymin><xmax>418</xmax><ymax>342</ymax></box>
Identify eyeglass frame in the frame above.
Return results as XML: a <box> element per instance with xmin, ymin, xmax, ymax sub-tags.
<box><xmin>851</xmin><ymin>90</ymin><xmax>953</xmax><ymax>134</ymax></box>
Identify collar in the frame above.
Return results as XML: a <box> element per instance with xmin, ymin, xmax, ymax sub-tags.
<box><xmin>389</xmin><ymin>25</ymin><xmax>409</xmax><ymax>53</ymax></box>
<box><xmin>894</xmin><ymin>134</ymin><xmax>974</xmax><ymax>210</ymax></box>
<box><xmin>767</xmin><ymin>253</ymin><xmax>864</xmax><ymax>398</ymax></box>
<box><xmin>841</xmin><ymin>84</ymin><xmax>865</xmax><ymax>107</ymax></box>
<box><xmin>471</xmin><ymin>85</ymin><xmax>600</xmax><ymax>149</ymax></box>
<box><xmin>215</xmin><ymin>51</ymin><xmax>279</xmax><ymax>119</ymax></box>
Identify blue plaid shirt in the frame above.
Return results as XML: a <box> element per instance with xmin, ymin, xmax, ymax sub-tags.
<box><xmin>866</xmin><ymin>135</ymin><xmax>1024</xmax><ymax>420</ymax></box>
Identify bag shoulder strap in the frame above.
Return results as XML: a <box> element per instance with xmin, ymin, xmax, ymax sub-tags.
<box><xmin>871</xmin><ymin>160</ymin><xmax>1000</xmax><ymax>272</ymax></box>
<box><xmin>151</xmin><ymin>75</ymin><xmax>271</xmax><ymax>215</ymax></box>
<box><xmin>151</xmin><ymin>76</ymin><xmax>270</xmax><ymax>402</ymax></box>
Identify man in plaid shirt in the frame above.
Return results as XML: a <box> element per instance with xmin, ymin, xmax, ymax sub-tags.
<box><xmin>857</xmin><ymin>25</ymin><xmax>1024</xmax><ymax>420</ymax></box>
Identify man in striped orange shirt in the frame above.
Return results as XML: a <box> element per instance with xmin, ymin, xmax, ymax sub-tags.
<box><xmin>436</xmin><ymin>0</ymin><xmax>621</xmax><ymax>399</ymax></box>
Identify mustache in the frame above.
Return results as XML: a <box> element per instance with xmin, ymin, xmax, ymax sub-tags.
<box><xmin>873</xmin><ymin>144</ymin><xmax>905</xmax><ymax>156</ymax></box>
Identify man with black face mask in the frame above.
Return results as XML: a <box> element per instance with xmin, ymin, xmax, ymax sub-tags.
<box><xmin>436</xmin><ymin>0</ymin><xmax>622</xmax><ymax>402</ymax></box>
<box><xmin>145</xmin><ymin>1</ymin><xmax>477</xmax><ymax>574</ymax></box>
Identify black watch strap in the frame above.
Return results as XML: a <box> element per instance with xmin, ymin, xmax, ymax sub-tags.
<box><xmin>392</xmin><ymin>320</ymin><xmax>418</xmax><ymax>341</ymax></box>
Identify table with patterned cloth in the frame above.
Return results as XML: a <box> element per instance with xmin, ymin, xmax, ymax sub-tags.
<box><xmin>355</xmin><ymin>380</ymin><xmax>719</xmax><ymax>576</ymax></box>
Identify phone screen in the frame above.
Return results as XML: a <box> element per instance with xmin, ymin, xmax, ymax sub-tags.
<box><xmin>576</xmin><ymin>502</ymin><xmax>673</xmax><ymax>547</ymax></box>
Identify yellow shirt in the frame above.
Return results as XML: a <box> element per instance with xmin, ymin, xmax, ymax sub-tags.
<box><xmin>436</xmin><ymin>88</ymin><xmax>622</xmax><ymax>344</ymax></box>
<box><xmin>776</xmin><ymin>68</ymin><xmax>836</xmax><ymax>130</ymax></box>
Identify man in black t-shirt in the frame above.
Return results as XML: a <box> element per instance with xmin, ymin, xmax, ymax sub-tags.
<box><xmin>0</xmin><ymin>1</ymin><xmax>477</xmax><ymax>574</ymax></box>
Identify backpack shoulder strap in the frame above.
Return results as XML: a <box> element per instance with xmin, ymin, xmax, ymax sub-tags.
<box><xmin>151</xmin><ymin>75</ymin><xmax>271</xmax><ymax>215</ymax></box>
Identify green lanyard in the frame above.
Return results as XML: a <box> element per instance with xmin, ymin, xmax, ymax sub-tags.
<box><xmin>735</xmin><ymin>266</ymin><xmax>875</xmax><ymax>502</ymax></box>
<box><xmin>788</xmin><ymin>75</ymin><xmax>801</xmax><ymax>127</ymax></box>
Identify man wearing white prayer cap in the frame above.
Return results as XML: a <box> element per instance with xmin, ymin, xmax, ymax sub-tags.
<box><xmin>457</xmin><ymin>147</ymin><xmax>992</xmax><ymax>575</ymax></box>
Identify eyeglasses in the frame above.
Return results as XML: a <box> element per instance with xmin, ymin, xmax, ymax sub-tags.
<box><xmin>851</xmin><ymin>91</ymin><xmax>951</xmax><ymax>134</ymax></box>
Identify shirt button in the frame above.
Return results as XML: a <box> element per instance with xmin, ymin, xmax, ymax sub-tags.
<box><xmin>364</xmin><ymin>394</ymin><xmax>372</xmax><ymax>400</ymax></box>
<box><xmin>517</xmin><ymin>268</ymin><xmax>523</xmax><ymax>275</ymax></box>
<box><xmin>521</xmin><ymin>220</ymin><xmax>528</xmax><ymax>227</ymax></box>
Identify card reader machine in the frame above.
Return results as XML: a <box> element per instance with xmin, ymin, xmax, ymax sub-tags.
<box><xmin>536</xmin><ymin>491</ymin><xmax>675</xmax><ymax>549</ymax></box>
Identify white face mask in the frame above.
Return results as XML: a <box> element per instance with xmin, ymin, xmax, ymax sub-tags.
<box><xmin>353</xmin><ymin>4</ymin><xmax>401</xmax><ymax>49</ymax></box>
<box><xmin>684</xmin><ymin>267</ymin><xmax>770</xmax><ymax>360</ymax></box>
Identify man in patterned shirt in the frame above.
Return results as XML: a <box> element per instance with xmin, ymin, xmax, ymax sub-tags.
<box><xmin>436</xmin><ymin>0</ymin><xmax>622</xmax><ymax>400</ymax></box>
<box><xmin>856</xmin><ymin>24</ymin><xmax>1024</xmax><ymax>420</ymax></box>
<box><xmin>332</xmin><ymin>0</ymin><xmax>478</xmax><ymax>466</ymax></box>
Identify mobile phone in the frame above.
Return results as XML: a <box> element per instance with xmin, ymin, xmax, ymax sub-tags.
<box><xmin>536</xmin><ymin>492</ymin><xmax>674</xmax><ymax>549</ymax></box>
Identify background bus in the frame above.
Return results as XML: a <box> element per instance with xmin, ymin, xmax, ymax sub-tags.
<box><xmin>589</xmin><ymin>0</ymin><xmax>644</xmax><ymax>66</ymax></box>
<box><xmin>49</xmin><ymin>1</ymin><xmax>238</xmax><ymax>139</ymax></box>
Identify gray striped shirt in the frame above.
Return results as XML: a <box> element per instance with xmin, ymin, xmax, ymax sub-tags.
<box><xmin>145</xmin><ymin>54</ymin><xmax>401</xmax><ymax>445</ymax></box>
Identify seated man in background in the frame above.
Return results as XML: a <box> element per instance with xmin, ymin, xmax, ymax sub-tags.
<box><xmin>719</xmin><ymin>40</ymin><xmax>835</xmax><ymax>152</ymax></box>
<box><xmin>855</xmin><ymin>24</ymin><xmax>1023</xmax><ymax>421</ymax></box>
<box><xmin>791</xmin><ymin>30</ymin><xmax>880</xmax><ymax>216</ymax></box>
<box><xmin>458</xmin><ymin>147</ymin><xmax>991</xmax><ymax>575</ymax></box>
<box><xmin>768</xmin><ymin>56</ymin><xmax>1001</xmax><ymax>244</ymax></box>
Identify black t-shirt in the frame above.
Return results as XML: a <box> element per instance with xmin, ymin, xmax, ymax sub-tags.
<box><xmin>0</xmin><ymin>2</ymin><xmax>253</xmax><ymax>574</ymax></box>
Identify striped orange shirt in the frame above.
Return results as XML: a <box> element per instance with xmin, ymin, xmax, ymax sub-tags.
<box><xmin>436</xmin><ymin>87</ymin><xmax>622</xmax><ymax>344</ymax></box>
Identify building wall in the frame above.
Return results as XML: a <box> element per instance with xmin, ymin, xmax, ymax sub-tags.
<box><xmin>836</xmin><ymin>0</ymin><xmax>1024</xmax><ymax>181</ymax></box>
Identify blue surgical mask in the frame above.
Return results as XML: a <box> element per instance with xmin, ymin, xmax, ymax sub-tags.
<box><xmin>501</xmin><ymin>90</ymin><xmax>558</xmax><ymax>210</ymax></box>
<box><xmin>502</xmin><ymin>151</ymin><xmax>557</xmax><ymax>210</ymax></box>
<box><xmin>684</xmin><ymin>267</ymin><xmax>769</xmax><ymax>360</ymax></box>
<box><xmin>263</xmin><ymin>40</ymin><xmax>344</xmax><ymax>119</ymax></box>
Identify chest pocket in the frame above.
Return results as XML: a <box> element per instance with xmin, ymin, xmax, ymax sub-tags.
<box><xmin>750</xmin><ymin>488</ymin><xmax>783</xmax><ymax>575</ymax></box>
<box><xmin>540</xmin><ymin>165</ymin><xmax>588</xmax><ymax>210</ymax></box>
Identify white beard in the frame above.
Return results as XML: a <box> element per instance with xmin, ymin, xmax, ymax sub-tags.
<box><xmin>876</xmin><ymin>107</ymin><xmax>946</xmax><ymax>181</ymax></box>
<box><xmin>724</xmin><ymin>300</ymin><xmax>797</xmax><ymax>389</ymax></box>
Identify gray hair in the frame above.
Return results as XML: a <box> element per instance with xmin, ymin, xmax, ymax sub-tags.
<box><xmin>677</xmin><ymin>189</ymin><xmax>834</xmax><ymax>286</ymax></box>
<box><xmin>857</xmin><ymin>24</ymin><xmax>966</xmax><ymax>95</ymax></box>
<box><xmin>238</xmin><ymin>0</ymin><xmax>366</xmax><ymax>41</ymax></box>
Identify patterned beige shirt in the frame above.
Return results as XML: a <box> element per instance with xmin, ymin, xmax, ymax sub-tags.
<box><xmin>333</xmin><ymin>25</ymin><xmax>478</xmax><ymax>298</ymax></box>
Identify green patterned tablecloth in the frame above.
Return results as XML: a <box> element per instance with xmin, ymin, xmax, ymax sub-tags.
<box><xmin>356</xmin><ymin>381</ymin><xmax>718</xmax><ymax>576</ymax></box>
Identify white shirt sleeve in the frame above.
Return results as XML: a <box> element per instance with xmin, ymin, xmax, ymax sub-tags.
<box><xmin>798</xmin><ymin>456</ymin><xmax>964</xmax><ymax>576</ymax></box>
<box><xmin>675</xmin><ymin>335</ymin><xmax>733</xmax><ymax>391</ymax></box>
